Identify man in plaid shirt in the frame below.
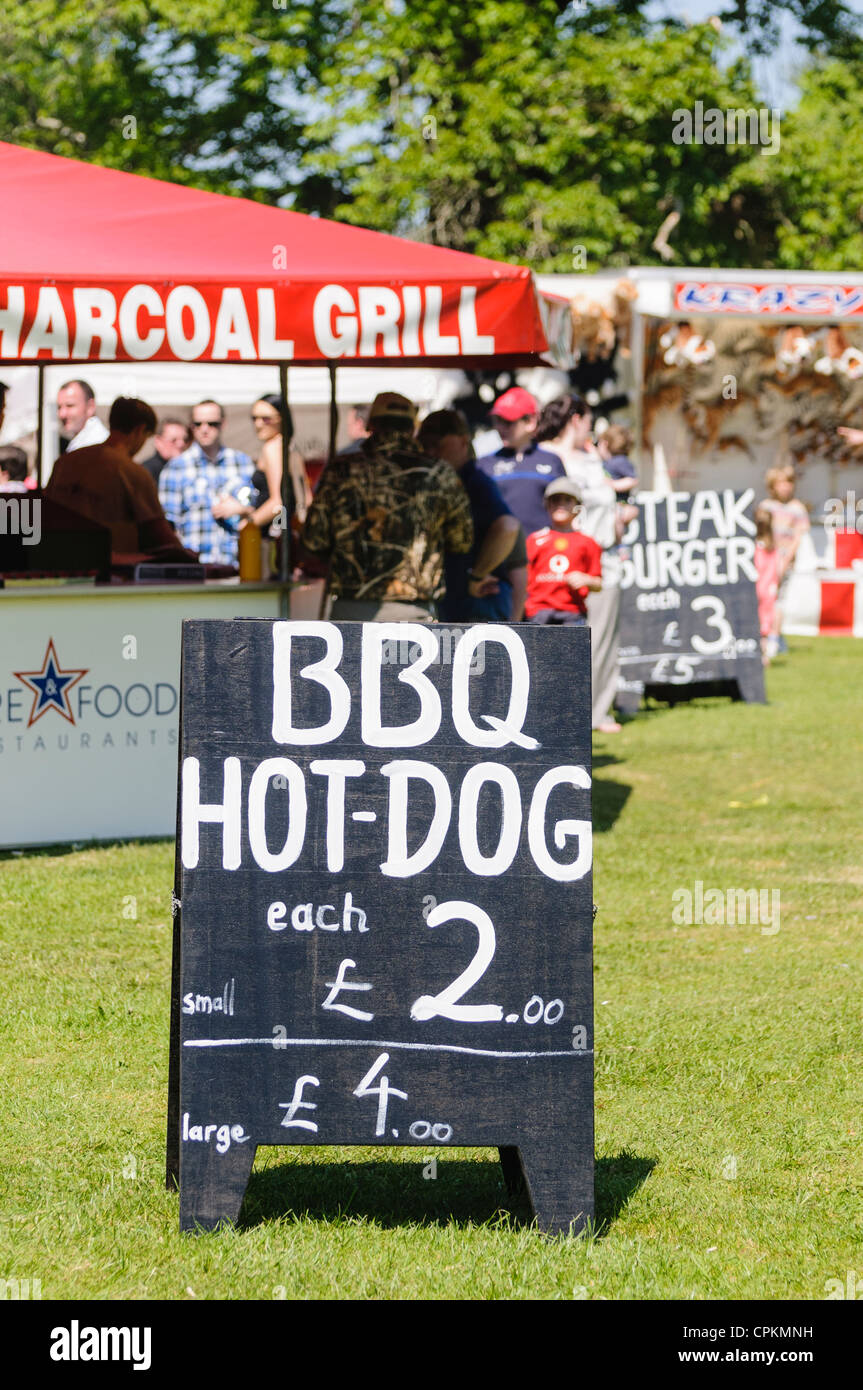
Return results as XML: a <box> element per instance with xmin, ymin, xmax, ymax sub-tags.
<box><xmin>158</xmin><ymin>399</ymin><xmax>253</xmax><ymax>566</ymax></box>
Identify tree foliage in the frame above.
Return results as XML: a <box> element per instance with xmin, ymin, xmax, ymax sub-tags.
<box><xmin>1</xmin><ymin>0</ymin><xmax>862</xmax><ymax>269</ymax></box>
<box><xmin>767</xmin><ymin>60</ymin><xmax>863</xmax><ymax>269</ymax></box>
<box><xmin>304</xmin><ymin>5</ymin><xmax>785</xmax><ymax>268</ymax></box>
<box><xmin>0</xmin><ymin>0</ymin><xmax>339</xmax><ymax>198</ymax></box>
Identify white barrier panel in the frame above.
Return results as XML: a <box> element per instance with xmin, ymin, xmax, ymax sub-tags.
<box><xmin>783</xmin><ymin>568</ymin><xmax>863</xmax><ymax>637</ymax></box>
<box><xmin>0</xmin><ymin>583</ymin><xmax>321</xmax><ymax>847</ymax></box>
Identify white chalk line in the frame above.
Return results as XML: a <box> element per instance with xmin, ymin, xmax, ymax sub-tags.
<box><xmin>618</xmin><ymin>652</ymin><xmax>759</xmax><ymax>664</ymax></box>
<box><xmin>183</xmin><ymin>1036</ymin><xmax>591</xmax><ymax>1060</ymax></box>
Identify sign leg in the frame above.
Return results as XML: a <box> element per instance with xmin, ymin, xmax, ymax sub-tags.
<box><xmin>515</xmin><ymin>1140</ymin><xmax>594</xmax><ymax>1237</ymax></box>
<box><xmin>179</xmin><ymin>1143</ymin><xmax>257</xmax><ymax>1233</ymax></box>
<box><xmin>735</xmin><ymin>665</ymin><xmax>767</xmax><ymax>704</ymax></box>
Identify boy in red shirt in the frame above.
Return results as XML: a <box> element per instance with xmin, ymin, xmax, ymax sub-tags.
<box><xmin>526</xmin><ymin>480</ymin><xmax>602</xmax><ymax>624</ymax></box>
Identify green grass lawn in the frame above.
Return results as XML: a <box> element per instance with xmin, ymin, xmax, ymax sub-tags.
<box><xmin>1</xmin><ymin>636</ymin><xmax>860</xmax><ymax>1300</ymax></box>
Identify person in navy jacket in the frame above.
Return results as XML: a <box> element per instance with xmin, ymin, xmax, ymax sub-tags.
<box><xmin>475</xmin><ymin>387</ymin><xmax>566</xmax><ymax>536</ymax></box>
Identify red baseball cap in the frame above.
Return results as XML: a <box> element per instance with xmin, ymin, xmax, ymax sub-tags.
<box><xmin>491</xmin><ymin>387</ymin><xmax>538</xmax><ymax>422</ymax></box>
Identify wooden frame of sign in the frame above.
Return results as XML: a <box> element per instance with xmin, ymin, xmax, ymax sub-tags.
<box><xmin>166</xmin><ymin>620</ymin><xmax>594</xmax><ymax>1236</ymax></box>
<box><xmin>616</xmin><ymin>489</ymin><xmax>766</xmax><ymax>713</ymax></box>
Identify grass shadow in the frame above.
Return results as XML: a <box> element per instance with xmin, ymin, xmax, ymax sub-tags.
<box><xmin>592</xmin><ymin>753</ymin><xmax>624</xmax><ymax>770</ymax></box>
<box><xmin>594</xmin><ymin>1150</ymin><xmax>656</xmax><ymax>1236</ymax></box>
<box><xmin>237</xmin><ymin>1147</ymin><xmax>654</xmax><ymax>1237</ymax></box>
<box><xmin>592</xmin><ymin>775</ymin><xmax>631</xmax><ymax>833</ymax></box>
<box><xmin>0</xmin><ymin>835</ymin><xmax>173</xmax><ymax>862</ymax></box>
<box><xmin>240</xmin><ymin>1153</ymin><xmax>514</xmax><ymax>1232</ymax></box>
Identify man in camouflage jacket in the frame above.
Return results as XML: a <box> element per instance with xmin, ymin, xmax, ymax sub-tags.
<box><xmin>302</xmin><ymin>392</ymin><xmax>473</xmax><ymax>621</ymax></box>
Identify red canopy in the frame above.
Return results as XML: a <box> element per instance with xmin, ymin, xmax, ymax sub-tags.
<box><xmin>0</xmin><ymin>142</ymin><xmax>548</xmax><ymax>368</ymax></box>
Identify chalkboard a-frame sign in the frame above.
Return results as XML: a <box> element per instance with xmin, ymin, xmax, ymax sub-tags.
<box><xmin>167</xmin><ymin>620</ymin><xmax>594</xmax><ymax>1235</ymax></box>
<box><xmin>616</xmin><ymin>489</ymin><xmax>766</xmax><ymax>713</ymax></box>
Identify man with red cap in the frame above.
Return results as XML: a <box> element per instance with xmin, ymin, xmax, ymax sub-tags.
<box><xmin>475</xmin><ymin>387</ymin><xmax>566</xmax><ymax>536</ymax></box>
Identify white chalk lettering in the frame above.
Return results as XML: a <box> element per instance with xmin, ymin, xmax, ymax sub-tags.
<box><xmin>279</xmin><ymin>1075</ymin><xmax>320</xmax><ymax>1131</ymax></box>
<box><xmin>361</xmin><ymin>624</ymin><xmax>442</xmax><ymax>746</ymax></box>
<box><xmin>181</xmin><ymin>1112</ymin><xmax>249</xmax><ymax>1152</ymax></box>
<box><xmin>267</xmin><ymin>892</ymin><xmax>369</xmax><ymax>932</ymax></box>
<box><xmin>322</xmin><ymin>957</ymin><xmax>374</xmax><ymax>1021</ymax></box>
<box><xmin>291</xmin><ymin>903</ymin><xmax>314</xmax><ymax>930</ymax></box>
<box><xmin>181</xmin><ymin>756</ymin><xmax>242</xmax><ymax>870</ymax></box>
<box><xmin>458</xmin><ymin>763</ymin><xmax>522</xmax><ymax>875</ymax></box>
<box><xmin>271</xmin><ymin>622</ymin><xmax>350</xmax><ymax>745</ymax></box>
<box><xmin>353</xmin><ymin>1052</ymin><xmax>407</xmax><ymax>1136</ymax></box>
<box><xmin>411</xmin><ymin>901</ymin><xmax>503</xmax><ymax>1023</ymax></box>
<box><xmin>181</xmin><ymin>979</ymin><xmax>234</xmax><ymax>1016</ymax></box>
<box><xmin>689</xmin><ymin>489</ymin><xmax>728</xmax><ymax>537</ymax></box>
<box><xmin>267</xmin><ymin>901</ymin><xmax>288</xmax><ymax>931</ymax></box>
<box><xmin>309</xmin><ymin>758</ymin><xmax>366</xmax><ymax>870</ymax></box>
<box><xmin>723</xmin><ymin>487</ymin><xmax>756</xmax><ymax>535</ymax></box>
<box><xmin>691</xmin><ymin>596</ymin><xmax>733</xmax><ymax>654</ymax></box>
<box><xmin>527</xmin><ymin>766</ymin><xmax>592</xmax><ymax>882</ymax></box>
<box><xmin>451</xmin><ymin>627</ymin><xmax>535</xmax><ymax>748</ymax></box>
<box><xmin>665</xmin><ymin>492</ymin><xmax>692</xmax><ymax>541</ymax></box>
<box><xmin>248</xmin><ymin>758</ymin><xmax>307</xmax><ymax>871</ymax></box>
<box><xmin>380</xmin><ymin>759</ymin><xmax>451</xmax><ymax>877</ymax></box>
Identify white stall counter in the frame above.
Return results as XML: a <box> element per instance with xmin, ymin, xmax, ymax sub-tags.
<box><xmin>0</xmin><ymin>579</ymin><xmax>324</xmax><ymax>847</ymax></box>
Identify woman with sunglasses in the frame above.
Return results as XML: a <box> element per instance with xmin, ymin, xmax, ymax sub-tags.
<box><xmin>212</xmin><ymin>394</ymin><xmax>312</xmax><ymax>531</ymax></box>
<box><xmin>250</xmin><ymin>395</ymin><xmax>312</xmax><ymax>528</ymax></box>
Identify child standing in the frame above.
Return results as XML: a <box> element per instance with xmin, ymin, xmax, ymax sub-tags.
<box><xmin>758</xmin><ymin>463</ymin><xmax>810</xmax><ymax>649</ymax></box>
<box><xmin>754</xmin><ymin>505</ymin><xmax>785</xmax><ymax>663</ymax></box>
<box><xmin>597</xmin><ymin>423</ymin><xmax>638</xmax><ymax>495</ymax></box>
<box><xmin>526</xmin><ymin>480</ymin><xmax>602</xmax><ymax>626</ymax></box>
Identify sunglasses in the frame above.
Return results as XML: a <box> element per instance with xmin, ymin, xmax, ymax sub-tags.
<box><xmin>192</xmin><ymin>419</ymin><xmax>221</xmax><ymax>429</ymax></box>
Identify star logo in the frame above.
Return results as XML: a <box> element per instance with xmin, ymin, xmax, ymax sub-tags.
<box><xmin>14</xmin><ymin>639</ymin><xmax>88</xmax><ymax>727</ymax></box>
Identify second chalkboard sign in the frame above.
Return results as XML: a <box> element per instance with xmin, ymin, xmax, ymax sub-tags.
<box><xmin>168</xmin><ymin>620</ymin><xmax>594</xmax><ymax>1236</ymax></box>
<box><xmin>616</xmin><ymin>488</ymin><xmax>766</xmax><ymax>711</ymax></box>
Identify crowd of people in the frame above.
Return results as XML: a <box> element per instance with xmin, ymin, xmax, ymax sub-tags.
<box><xmin>299</xmin><ymin>385</ymin><xmax>636</xmax><ymax>733</ymax></box>
<box><xmin>0</xmin><ymin>372</ymin><xmax>836</xmax><ymax>718</ymax></box>
<box><xmin>5</xmin><ymin>378</ymin><xmax>310</xmax><ymax>571</ymax></box>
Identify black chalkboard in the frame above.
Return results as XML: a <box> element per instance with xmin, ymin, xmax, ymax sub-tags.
<box><xmin>167</xmin><ymin>620</ymin><xmax>594</xmax><ymax>1235</ymax></box>
<box><xmin>616</xmin><ymin>489</ymin><xmax>766</xmax><ymax>712</ymax></box>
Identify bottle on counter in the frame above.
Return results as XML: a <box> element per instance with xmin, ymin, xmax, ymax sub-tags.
<box><xmin>238</xmin><ymin>521</ymin><xmax>262</xmax><ymax>581</ymax></box>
